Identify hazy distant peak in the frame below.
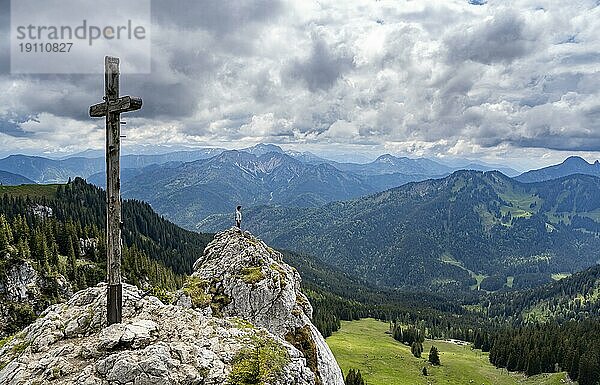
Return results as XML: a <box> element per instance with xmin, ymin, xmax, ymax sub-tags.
<box><xmin>516</xmin><ymin>155</ymin><xmax>600</xmax><ymax>183</ymax></box>
<box><xmin>242</xmin><ymin>143</ymin><xmax>284</xmax><ymax>156</ymax></box>
<box><xmin>374</xmin><ymin>154</ymin><xmax>399</xmax><ymax>163</ymax></box>
<box><xmin>563</xmin><ymin>156</ymin><xmax>589</xmax><ymax>165</ymax></box>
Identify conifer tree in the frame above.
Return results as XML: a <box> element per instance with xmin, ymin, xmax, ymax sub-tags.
<box><xmin>429</xmin><ymin>346</ymin><xmax>441</xmax><ymax>366</ymax></box>
<box><xmin>411</xmin><ymin>341</ymin><xmax>423</xmax><ymax>358</ymax></box>
<box><xmin>66</xmin><ymin>237</ymin><xmax>77</xmax><ymax>282</ymax></box>
<box><xmin>526</xmin><ymin>350</ymin><xmax>541</xmax><ymax>376</ymax></box>
<box><xmin>345</xmin><ymin>369</ymin><xmax>365</xmax><ymax>385</ymax></box>
<box><xmin>50</xmin><ymin>242</ymin><xmax>59</xmax><ymax>269</ymax></box>
<box><xmin>16</xmin><ymin>238</ymin><xmax>30</xmax><ymax>260</ymax></box>
<box><xmin>0</xmin><ymin>216</ymin><xmax>8</xmax><ymax>251</ymax></box>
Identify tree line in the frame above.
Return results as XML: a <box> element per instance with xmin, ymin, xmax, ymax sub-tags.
<box><xmin>483</xmin><ymin>319</ymin><xmax>600</xmax><ymax>385</ymax></box>
<box><xmin>0</xmin><ymin>178</ymin><xmax>213</xmax><ymax>334</ymax></box>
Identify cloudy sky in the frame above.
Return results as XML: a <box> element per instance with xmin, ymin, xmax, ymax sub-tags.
<box><xmin>1</xmin><ymin>0</ymin><xmax>599</xmax><ymax>170</ymax></box>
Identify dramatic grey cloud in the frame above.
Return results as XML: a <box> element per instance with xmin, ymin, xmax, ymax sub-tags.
<box><xmin>1</xmin><ymin>0</ymin><xmax>600</xmax><ymax>169</ymax></box>
<box><xmin>445</xmin><ymin>9</ymin><xmax>538</xmax><ymax>65</ymax></box>
<box><xmin>287</xmin><ymin>37</ymin><xmax>355</xmax><ymax>91</ymax></box>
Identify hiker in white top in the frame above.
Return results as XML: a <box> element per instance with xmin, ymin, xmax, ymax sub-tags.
<box><xmin>235</xmin><ymin>206</ymin><xmax>242</xmax><ymax>228</ymax></box>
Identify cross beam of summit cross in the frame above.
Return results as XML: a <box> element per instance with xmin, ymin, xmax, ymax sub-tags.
<box><xmin>89</xmin><ymin>56</ymin><xmax>142</xmax><ymax>326</ymax></box>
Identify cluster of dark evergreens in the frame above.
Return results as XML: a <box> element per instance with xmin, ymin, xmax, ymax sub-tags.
<box><xmin>391</xmin><ymin>323</ymin><xmax>424</xmax><ymax>346</ymax></box>
<box><xmin>479</xmin><ymin>275</ymin><xmax>506</xmax><ymax>291</ymax></box>
<box><xmin>1</xmin><ymin>210</ymin><xmax>105</xmax><ymax>291</ymax></box>
<box><xmin>344</xmin><ymin>369</ymin><xmax>366</xmax><ymax>385</ymax></box>
<box><xmin>391</xmin><ymin>323</ymin><xmax>442</xmax><ymax>359</ymax></box>
<box><xmin>472</xmin><ymin>329</ymin><xmax>493</xmax><ymax>352</ymax></box>
<box><xmin>485</xmin><ymin>263</ymin><xmax>600</xmax><ymax>325</ymax></box>
<box><xmin>486</xmin><ymin>320</ymin><xmax>600</xmax><ymax>385</ymax></box>
<box><xmin>1</xmin><ymin>178</ymin><xmax>212</xmax><ymax>276</ymax></box>
<box><xmin>0</xmin><ymin>179</ymin><xmax>213</xmax><ymax>334</ymax></box>
<box><xmin>308</xmin><ymin>285</ymin><xmax>488</xmax><ymax>342</ymax></box>
<box><xmin>283</xmin><ymin>250</ymin><xmax>489</xmax><ymax>340</ymax></box>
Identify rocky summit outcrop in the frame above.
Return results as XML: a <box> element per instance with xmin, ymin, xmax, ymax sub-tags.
<box><xmin>0</xmin><ymin>283</ymin><xmax>316</xmax><ymax>385</ymax></box>
<box><xmin>177</xmin><ymin>227</ymin><xmax>344</xmax><ymax>385</ymax></box>
<box><xmin>0</xmin><ymin>228</ymin><xmax>344</xmax><ymax>385</ymax></box>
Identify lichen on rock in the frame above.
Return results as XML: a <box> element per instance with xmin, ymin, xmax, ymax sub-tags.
<box><xmin>0</xmin><ymin>283</ymin><xmax>316</xmax><ymax>385</ymax></box>
<box><xmin>0</xmin><ymin>227</ymin><xmax>344</xmax><ymax>385</ymax></box>
<box><xmin>182</xmin><ymin>227</ymin><xmax>345</xmax><ymax>385</ymax></box>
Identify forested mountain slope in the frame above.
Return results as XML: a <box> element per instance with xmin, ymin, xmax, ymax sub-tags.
<box><xmin>200</xmin><ymin>171</ymin><xmax>600</xmax><ymax>291</ymax></box>
<box><xmin>0</xmin><ymin>178</ymin><xmax>212</xmax><ymax>336</ymax></box>
<box><xmin>0</xmin><ymin>171</ymin><xmax>34</xmax><ymax>186</ymax></box>
<box><xmin>486</xmin><ymin>263</ymin><xmax>600</xmax><ymax>324</ymax></box>
<box><xmin>119</xmin><ymin>151</ymin><xmax>379</xmax><ymax>227</ymax></box>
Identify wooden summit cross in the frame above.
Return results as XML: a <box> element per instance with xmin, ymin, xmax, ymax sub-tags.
<box><xmin>89</xmin><ymin>56</ymin><xmax>142</xmax><ymax>325</ymax></box>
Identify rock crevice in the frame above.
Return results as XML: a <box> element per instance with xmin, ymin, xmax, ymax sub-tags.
<box><xmin>179</xmin><ymin>227</ymin><xmax>345</xmax><ymax>385</ymax></box>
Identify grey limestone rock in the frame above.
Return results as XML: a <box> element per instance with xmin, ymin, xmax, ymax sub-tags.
<box><xmin>181</xmin><ymin>227</ymin><xmax>345</xmax><ymax>385</ymax></box>
<box><xmin>0</xmin><ymin>260</ymin><xmax>73</xmax><ymax>338</ymax></box>
<box><xmin>2</xmin><ymin>261</ymin><xmax>40</xmax><ymax>302</ymax></box>
<box><xmin>0</xmin><ymin>283</ymin><xmax>316</xmax><ymax>385</ymax></box>
<box><xmin>0</xmin><ymin>228</ymin><xmax>344</xmax><ymax>385</ymax></box>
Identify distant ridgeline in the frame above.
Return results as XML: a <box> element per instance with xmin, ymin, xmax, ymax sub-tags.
<box><xmin>208</xmin><ymin>171</ymin><xmax>600</xmax><ymax>293</ymax></box>
<box><xmin>0</xmin><ymin>178</ymin><xmax>212</xmax><ymax>335</ymax></box>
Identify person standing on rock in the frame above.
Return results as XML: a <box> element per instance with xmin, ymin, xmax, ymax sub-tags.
<box><xmin>235</xmin><ymin>206</ymin><xmax>242</xmax><ymax>228</ymax></box>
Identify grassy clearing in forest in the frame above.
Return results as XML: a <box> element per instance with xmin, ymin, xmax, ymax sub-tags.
<box><xmin>0</xmin><ymin>184</ymin><xmax>60</xmax><ymax>199</ymax></box>
<box><xmin>326</xmin><ymin>318</ymin><xmax>569</xmax><ymax>385</ymax></box>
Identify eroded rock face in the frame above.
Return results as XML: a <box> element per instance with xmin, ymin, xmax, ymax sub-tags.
<box><xmin>0</xmin><ymin>260</ymin><xmax>72</xmax><ymax>337</ymax></box>
<box><xmin>180</xmin><ymin>227</ymin><xmax>344</xmax><ymax>385</ymax></box>
<box><xmin>2</xmin><ymin>261</ymin><xmax>39</xmax><ymax>302</ymax></box>
<box><xmin>0</xmin><ymin>283</ymin><xmax>316</xmax><ymax>385</ymax></box>
<box><xmin>0</xmin><ymin>260</ymin><xmax>72</xmax><ymax>305</ymax></box>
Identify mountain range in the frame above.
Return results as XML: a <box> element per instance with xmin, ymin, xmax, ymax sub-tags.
<box><xmin>199</xmin><ymin>170</ymin><xmax>600</xmax><ymax>292</ymax></box>
<box><xmin>0</xmin><ymin>170</ymin><xmax>34</xmax><ymax>185</ymax></box>
<box><xmin>89</xmin><ymin>145</ymin><xmax>521</xmax><ymax>228</ymax></box>
<box><xmin>516</xmin><ymin>156</ymin><xmax>600</xmax><ymax>183</ymax></box>
<box><xmin>0</xmin><ymin>143</ymin><xmax>519</xmax><ymax>183</ymax></box>
<box><xmin>6</xmin><ymin>147</ymin><xmax>600</xmax><ymax>189</ymax></box>
<box><xmin>2</xmin><ymin>146</ymin><xmax>598</xmax><ymax>237</ymax></box>
<box><xmin>0</xmin><ymin>149</ymin><xmax>224</xmax><ymax>184</ymax></box>
<box><xmin>115</xmin><ymin>150</ymin><xmax>389</xmax><ymax>228</ymax></box>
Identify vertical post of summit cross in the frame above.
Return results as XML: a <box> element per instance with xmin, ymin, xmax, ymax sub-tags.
<box><xmin>105</xmin><ymin>56</ymin><xmax>122</xmax><ymax>325</ymax></box>
<box><xmin>90</xmin><ymin>56</ymin><xmax>143</xmax><ymax>326</ymax></box>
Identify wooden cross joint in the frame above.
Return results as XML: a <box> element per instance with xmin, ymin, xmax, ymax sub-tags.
<box><xmin>89</xmin><ymin>96</ymin><xmax>142</xmax><ymax>117</ymax></box>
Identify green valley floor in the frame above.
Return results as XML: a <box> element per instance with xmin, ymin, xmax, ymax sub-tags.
<box><xmin>326</xmin><ymin>318</ymin><xmax>570</xmax><ymax>385</ymax></box>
